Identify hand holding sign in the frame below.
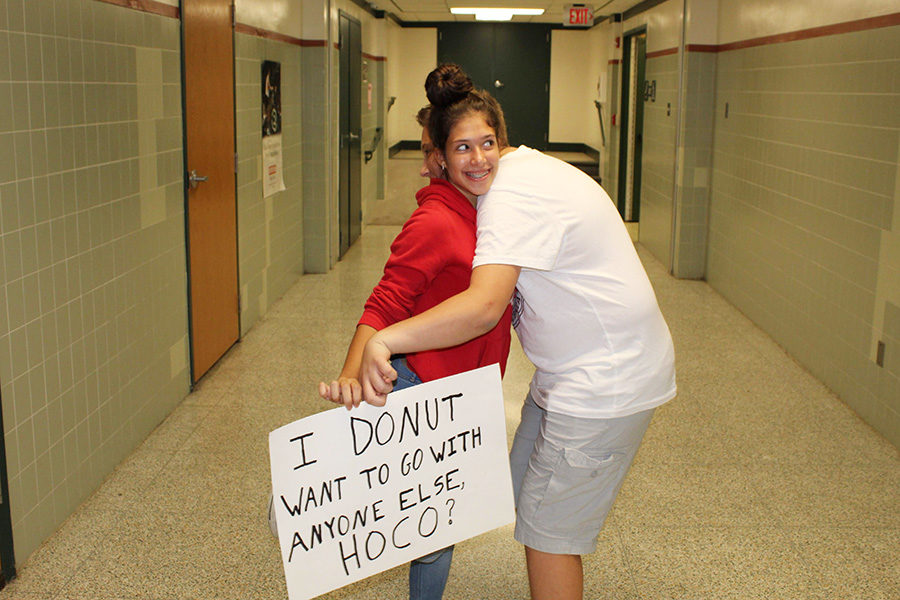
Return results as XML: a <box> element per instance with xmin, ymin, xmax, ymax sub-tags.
<box><xmin>269</xmin><ymin>364</ymin><xmax>514</xmax><ymax>600</ymax></box>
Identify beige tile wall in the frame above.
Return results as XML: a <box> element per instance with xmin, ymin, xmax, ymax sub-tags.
<box><xmin>640</xmin><ymin>51</ymin><xmax>679</xmax><ymax>267</ymax></box>
<box><xmin>673</xmin><ymin>49</ymin><xmax>717</xmax><ymax>279</ymax></box>
<box><xmin>0</xmin><ymin>0</ymin><xmax>189</xmax><ymax>560</ymax></box>
<box><xmin>301</xmin><ymin>44</ymin><xmax>330</xmax><ymax>274</ymax></box>
<box><xmin>707</xmin><ymin>24</ymin><xmax>900</xmax><ymax>446</ymax></box>
<box><xmin>235</xmin><ymin>33</ymin><xmax>304</xmax><ymax>333</ymax></box>
<box><xmin>361</xmin><ymin>57</ymin><xmax>385</xmax><ymax>222</ymax></box>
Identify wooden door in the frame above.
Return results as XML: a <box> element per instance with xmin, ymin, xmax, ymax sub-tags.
<box><xmin>339</xmin><ymin>12</ymin><xmax>362</xmax><ymax>257</ymax></box>
<box><xmin>182</xmin><ymin>0</ymin><xmax>239</xmax><ymax>381</ymax></box>
<box><xmin>439</xmin><ymin>23</ymin><xmax>551</xmax><ymax>150</ymax></box>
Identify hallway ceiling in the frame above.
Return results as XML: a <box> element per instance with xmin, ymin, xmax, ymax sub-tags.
<box><xmin>373</xmin><ymin>1</ymin><xmax>651</xmax><ymax>23</ymax></box>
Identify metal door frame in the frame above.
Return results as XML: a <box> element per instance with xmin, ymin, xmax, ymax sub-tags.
<box><xmin>338</xmin><ymin>10</ymin><xmax>362</xmax><ymax>258</ymax></box>
<box><xmin>617</xmin><ymin>26</ymin><xmax>647</xmax><ymax>223</ymax></box>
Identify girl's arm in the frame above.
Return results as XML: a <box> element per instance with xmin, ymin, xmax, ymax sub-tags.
<box><xmin>359</xmin><ymin>263</ymin><xmax>520</xmax><ymax>405</ymax></box>
<box><xmin>319</xmin><ymin>324</ymin><xmax>378</xmax><ymax>409</ymax></box>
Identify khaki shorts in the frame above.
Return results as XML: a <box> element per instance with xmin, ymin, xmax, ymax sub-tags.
<box><xmin>509</xmin><ymin>393</ymin><xmax>654</xmax><ymax>555</ymax></box>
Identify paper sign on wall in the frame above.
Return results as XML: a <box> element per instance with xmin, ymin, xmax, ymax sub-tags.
<box><xmin>269</xmin><ymin>364</ymin><xmax>515</xmax><ymax>600</ymax></box>
<box><xmin>262</xmin><ymin>60</ymin><xmax>285</xmax><ymax>197</ymax></box>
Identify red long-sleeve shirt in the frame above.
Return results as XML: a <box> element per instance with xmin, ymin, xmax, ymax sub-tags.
<box><xmin>359</xmin><ymin>178</ymin><xmax>512</xmax><ymax>382</ymax></box>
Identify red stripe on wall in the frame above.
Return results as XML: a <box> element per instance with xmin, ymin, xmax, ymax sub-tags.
<box><xmin>718</xmin><ymin>12</ymin><xmax>900</xmax><ymax>52</ymax></box>
<box><xmin>646</xmin><ymin>47</ymin><xmax>678</xmax><ymax>59</ymax></box>
<box><xmin>96</xmin><ymin>0</ymin><xmax>179</xmax><ymax>18</ymax></box>
<box><xmin>362</xmin><ymin>52</ymin><xmax>387</xmax><ymax>62</ymax></box>
<box><xmin>234</xmin><ymin>23</ymin><xmax>307</xmax><ymax>46</ymax></box>
<box><xmin>643</xmin><ymin>12</ymin><xmax>900</xmax><ymax>58</ymax></box>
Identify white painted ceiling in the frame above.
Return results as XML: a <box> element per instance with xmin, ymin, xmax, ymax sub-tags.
<box><xmin>370</xmin><ymin>1</ymin><xmax>651</xmax><ymax>23</ymax></box>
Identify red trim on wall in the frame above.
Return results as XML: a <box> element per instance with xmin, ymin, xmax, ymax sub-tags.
<box><xmin>686</xmin><ymin>44</ymin><xmax>718</xmax><ymax>53</ymax></box>
<box><xmin>362</xmin><ymin>52</ymin><xmax>387</xmax><ymax>62</ymax></box>
<box><xmin>608</xmin><ymin>59</ymin><xmax>621</xmax><ymax>65</ymax></box>
<box><xmin>96</xmin><ymin>0</ymin><xmax>179</xmax><ymax>18</ymax></box>
<box><xmin>234</xmin><ymin>23</ymin><xmax>307</xmax><ymax>46</ymax></box>
<box><xmin>640</xmin><ymin>12</ymin><xmax>899</xmax><ymax>57</ymax></box>
<box><xmin>718</xmin><ymin>12</ymin><xmax>900</xmax><ymax>52</ymax></box>
<box><xmin>646</xmin><ymin>47</ymin><xmax>677</xmax><ymax>59</ymax></box>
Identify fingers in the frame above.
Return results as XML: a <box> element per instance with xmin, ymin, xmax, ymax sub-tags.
<box><xmin>361</xmin><ymin>376</ymin><xmax>388</xmax><ymax>407</ymax></box>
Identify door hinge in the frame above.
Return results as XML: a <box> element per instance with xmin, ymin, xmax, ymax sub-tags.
<box><xmin>234</xmin><ymin>153</ymin><xmax>239</xmax><ymax>173</ymax></box>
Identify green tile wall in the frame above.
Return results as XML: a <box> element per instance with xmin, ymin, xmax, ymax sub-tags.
<box><xmin>0</xmin><ymin>0</ymin><xmax>189</xmax><ymax>561</ymax></box>
<box><xmin>707</xmin><ymin>24</ymin><xmax>900</xmax><ymax>447</ymax></box>
<box><xmin>640</xmin><ymin>52</ymin><xmax>680</xmax><ymax>267</ymax></box>
<box><xmin>301</xmin><ymin>44</ymin><xmax>330</xmax><ymax>274</ymax></box>
<box><xmin>603</xmin><ymin>61</ymin><xmax>621</xmax><ymax>206</ymax></box>
<box><xmin>674</xmin><ymin>50</ymin><xmax>716</xmax><ymax>279</ymax></box>
<box><xmin>234</xmin><ymin>33</ymin><xmax>304</xmax><ymax>334</ymax></box>
<box><xmin>361</xmin><ymin>57</ymin><xmax>385</xmax><ymax>220</ymax></box>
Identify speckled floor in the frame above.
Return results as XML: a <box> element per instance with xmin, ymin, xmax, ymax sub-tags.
<box><xmin>2</xmin><ymin>158</ymin><xmax>898</xmax><ymax>600</ymax></box>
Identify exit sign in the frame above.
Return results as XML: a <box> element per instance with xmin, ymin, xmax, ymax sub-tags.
<box><xmin>564</xmin><ymin>4</ymin><xmax>594</xmax><ymax>27</ymax></box>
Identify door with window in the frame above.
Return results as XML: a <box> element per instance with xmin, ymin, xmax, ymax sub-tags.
<box><xmin>438</xmin><ymin>23</ymin><xmax>551</xmax><ymax>150</ymax></box>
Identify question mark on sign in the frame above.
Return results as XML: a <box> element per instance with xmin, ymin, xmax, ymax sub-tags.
<box><xmin>446</xmin><ymin>498</ymin><xmax>455</xmax><ymax>525</ymax></box>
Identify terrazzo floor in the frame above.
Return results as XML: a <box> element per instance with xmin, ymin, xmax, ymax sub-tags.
<box><xmin>2</xmin><ymin>156</ymin><xmax>898</xmax><ymax>599</ymax></box>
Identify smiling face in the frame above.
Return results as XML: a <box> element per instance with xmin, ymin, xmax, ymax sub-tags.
<box><xmin>438</xmin><ymin>111</ymin><xmax>500</xmax><ymax>203</ymax></box>
<box><xmin>419</xmin><ymin>126</ymin><xmax>443</xmax><ymax>179</ymax></box>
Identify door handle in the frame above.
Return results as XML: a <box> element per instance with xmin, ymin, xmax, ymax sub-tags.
<box><xmin>347</xmin><ymin>132</ymin><xmax>360</xmax><ymax>141</ymax></box>
<box><xmin>494</xmin><ymin>79</ymin><xmax>504</xmax><ymax>89</ymax></box>
<box><xmin>188</xmin><ymin>169</ymin><xmax>209</xmax><ymax>190</ymax></box>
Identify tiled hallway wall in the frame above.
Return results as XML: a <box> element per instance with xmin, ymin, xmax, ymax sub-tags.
<box><xmin>300</xmin><ymin>42</ymin><xmax>331</xmax><ymax>274</ymax></box>
<box><xmin>707</xmin><ymin>20</ymin><xmax>900</xmax><ymax>446</ymax></box>
<box><xmin>639</xmin><ymin>50</ymin><xmax>679</xmax><ymax>267</ymax></box>
<box><xmin>235</xmin><ymin>33</ymin><xmax>304</xmax><ymax>333</ymax></box>
<box><xmin>0</xmin><ymin>0</ymin><xmax>189</xmax><ymax>559</ymax></box>
<box><xmin>361</xmin><ymin>55</ymin><xmax>385</xmax><ymax>219</ymax></box>
<box><xmin>672</xmin><ymin>48</ymin><xmax>716</xmax><ymax>278</ymax></box>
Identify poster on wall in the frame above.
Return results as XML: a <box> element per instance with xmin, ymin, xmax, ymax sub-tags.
<box><xmin>269</xmin><ymin>365</ymin><xmax>515</xmax><ymax>600</ymax></box>
<box><xmin>262</xmin><ymin>60</ymin><xmax>285</xmax><ymax>197</ymax></box>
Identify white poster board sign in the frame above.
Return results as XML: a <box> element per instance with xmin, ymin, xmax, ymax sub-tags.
<box><xmin>269</xmin><ymin>364</ymin><xmax>515</xmax><ymax>600</ymax></box>
<box><xmin>262</xmin><ymin>134</ymin><xmax>286</xmax><ymax>198</ymax></box>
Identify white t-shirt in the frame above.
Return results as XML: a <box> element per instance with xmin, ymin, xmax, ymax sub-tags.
<box><xmin>474</xmin><ymin>146</ymin><xmax>676</xmax><ymax>418</ymax></box>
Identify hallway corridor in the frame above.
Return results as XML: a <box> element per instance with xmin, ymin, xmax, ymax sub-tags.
<box><xmin>2</xmin><ymin>215</ymin><xmax>898</xmax><ymax>598</ymax></box>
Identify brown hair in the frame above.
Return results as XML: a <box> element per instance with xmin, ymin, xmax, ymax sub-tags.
<box><xmin>424</xmin><ymin>64</ymin><xmax>508</xmax><ymax>153</ymax></box>
<box><xmin>415</xmin><ymin>105</ymin><xmax>430</xmax><ymax>128</ymax></box>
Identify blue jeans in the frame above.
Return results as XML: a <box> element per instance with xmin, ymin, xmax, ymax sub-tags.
<box><xmin>392</xmin><ymin>357</ymin><xmax>455</xmax><ymax>600</ymax></box>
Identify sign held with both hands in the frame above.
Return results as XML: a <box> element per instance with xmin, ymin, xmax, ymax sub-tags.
<box><xmin>269</xmin><ymin>365</ymin><xmax>515</xmax><ymax>600</ymax></box>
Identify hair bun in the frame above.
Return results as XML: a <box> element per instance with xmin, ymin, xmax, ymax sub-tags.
<box><xmin>425</xmin><ymin>64</ymin><xmax>474</xmax><ymax>108</ymax></box>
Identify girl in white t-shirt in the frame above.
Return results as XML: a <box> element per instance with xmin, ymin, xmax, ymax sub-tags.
<box><xmin>359</xmin><ymin>64</ymin><xmax>676</xmax><ymax>600</ymax></box>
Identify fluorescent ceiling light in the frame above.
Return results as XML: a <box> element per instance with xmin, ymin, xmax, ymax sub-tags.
<box><xmin>451</xmin><ymin>7</ymin><xmax>545</xmax><ymax>21</ymax></box>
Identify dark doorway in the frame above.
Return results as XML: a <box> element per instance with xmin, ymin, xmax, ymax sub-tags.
<box><xmin>0</xmin><ymin>389</ymin><xmax>16</xmax><ymax>585</ymax></box>
<box><xmin>438</xmin><ymin>23</ymin><xmax>551</xmax><ymax>150</ymax></box>
<box><xmin>617</xmin><ymin>29</ymin><xmax>647</xmax><ymax>222</ymax></box>
<box><xmin>339</xmin><ymin>12</ymin><xmax>362</xmax><ymax>258</ymax></box>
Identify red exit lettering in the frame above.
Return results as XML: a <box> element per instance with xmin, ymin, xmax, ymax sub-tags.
<box><xmin>569</xmin><ymin>7</ymin><xmax>590</xmax><ymax>25</ymax></box>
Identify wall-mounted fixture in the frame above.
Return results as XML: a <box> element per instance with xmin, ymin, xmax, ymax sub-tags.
<box><xmin>365</xmin><ymin>127</ymin><xmax>383</xmax><ymax>163</ymax></box>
